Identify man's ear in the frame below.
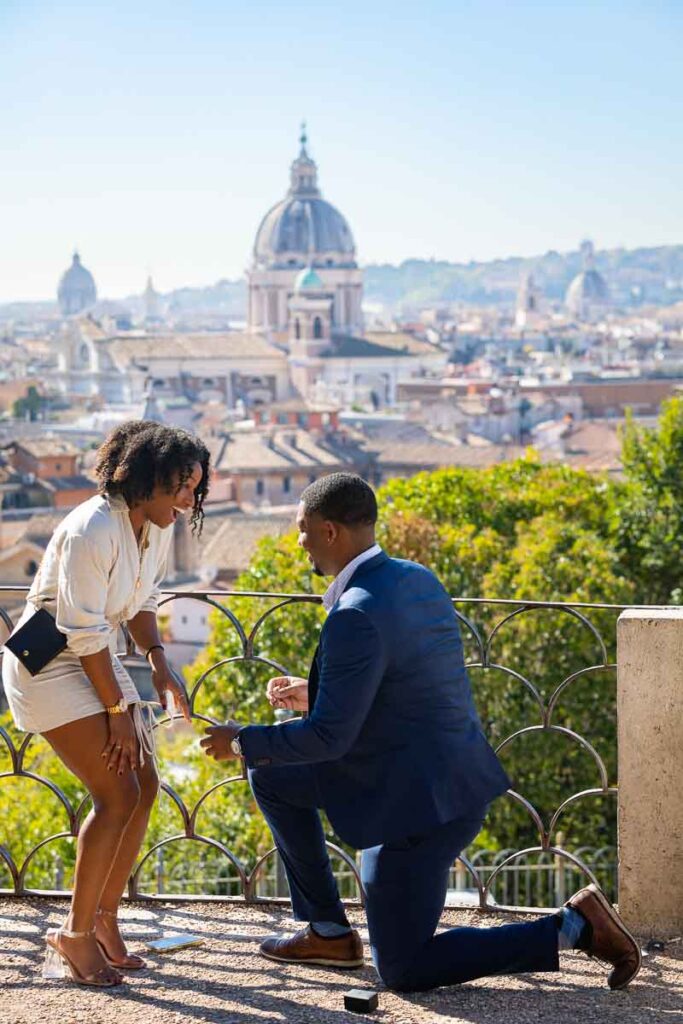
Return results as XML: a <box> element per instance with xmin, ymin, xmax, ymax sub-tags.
<box><xmin>325</xmin><ymin>519</ymin><xmax>340</xmax><ymax>545</ymax></box>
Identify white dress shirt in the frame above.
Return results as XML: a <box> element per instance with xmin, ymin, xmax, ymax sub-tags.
<box><xmin>322</xmin><ymin>544</ymin><xmax>383</xmax><ymax>613</ymax></box>
<box><xmin>28</xmin><ymin>492</ymin><xmax>173</xmax><ymax>656</ymax></box>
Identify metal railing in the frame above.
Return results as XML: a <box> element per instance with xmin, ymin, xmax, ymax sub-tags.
<box><xmin>0</xmin><ymin>586</ymin><xmax>623</xmax><ymax>912</ymax></box>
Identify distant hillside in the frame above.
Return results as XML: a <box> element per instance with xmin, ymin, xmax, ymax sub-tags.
<box><xmin>363</xmin><ymin>244</ymin><xmax>683</xmax><ymax>313</ymax></box>
<box><xmin>3</xmin><ymin>244</ymin><xmax>683</xmax><ymax>321</ymax></box>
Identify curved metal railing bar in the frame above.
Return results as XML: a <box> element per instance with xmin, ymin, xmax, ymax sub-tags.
<box><xmin>485</xmin><ymin>603</ymin><xmax>609</xmax><ymax>667</ymax></box>
<box><xmin>129</xmin><ymin>833</ymin><xmax>248</xmax><ymax>899</ymax></box>
<box><xmin>483</xmin><ymin>845</ymin><xmax>603</xmax><ymax>910</ymax></box>
<box><xmin>546</xmin><ymin>664</ymin><xmax>615</xmax><ymax>725</ymax></box>
<box><xmin>495</xmin><ymin>724</ymin><xmax>610</xmax><ymax>791</ymax></box>
<box><xmin>0</xmin><ymin>586</ymin><xmax>627</xmax><ymax>911</ymax></box>
<box><xmin>548</xmin><ymin>787</ymin><xmax>618</xmax><ymax>839</ymax></box>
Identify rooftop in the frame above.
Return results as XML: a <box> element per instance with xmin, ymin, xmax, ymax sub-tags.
<box><xmin>1</xmin><ymin>898</ymin><xmax>679</xmax><ymax>1024</ymax></box>
<box><xmin>202</xmin><ymin>512</ymin><xmax>293</xmax><ymax>576</ymax></box>
<box><xmin>324</xmin><ymin>331</ymin><xmax>440</xmax><ymax>359</ymax></box>
<box><xmin>7</xmin><ymin>438</ymin><xmax>82</xmax><ymax>459</ymax></box>
<box><xmin>109</xmin><ymin>333</ymin><xmax>287</xmax><ymax>364</ymax></box>
<box><xmin>214</xmin><ymin>430</ymin><xmax>362</xmax><ymax>474</ymax></box>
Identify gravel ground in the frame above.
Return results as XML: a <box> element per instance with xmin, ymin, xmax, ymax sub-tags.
<box><xmin>1</xmin><ymin>898</ymin><xmax>681</xmax><ymax>1024</ymax></box>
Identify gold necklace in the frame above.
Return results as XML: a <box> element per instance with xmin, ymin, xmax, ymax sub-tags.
<box><xmin>135</xmin><ymin>521</ymin><xmax>151</xmax><ymax>589</ymax></box>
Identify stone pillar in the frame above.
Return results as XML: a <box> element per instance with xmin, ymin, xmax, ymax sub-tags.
<box><xmin>617</xmin><ymin>608</ymin><xmax>683</xmax><ymax>935</ymax></box>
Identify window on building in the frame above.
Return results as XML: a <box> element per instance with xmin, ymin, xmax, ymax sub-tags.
<box><xmin>313</xmin><ymin>317</ymin><xmax>323</xmax><ymax>339</ymax></box>
<box><xmin>25</xmin><ymin>560</ymin><xmax>39</xmax><ymax>577</ymax></box>
<box><xmin>294</xmin><ymin>318</ymin><xmax>301</xmax><ymax>339</ymax></box>
<box><xmin>283</xmin><ymin>476</ymin><xmax>291</xmax><ymax>494</ymax></box>
<box><xmin>256</xmin><ymin>479</ymin><xmax>265</xmax><ymax>497</ymax></box>
<box><xmin>54</xmin><ymin>463</ymin><xmax>61</xmax><ymax>472</ymax></box>
<box><xmin>309</xmin><ymin>474</ymin><xmax>316</xmax><ymax>484</ymax></box>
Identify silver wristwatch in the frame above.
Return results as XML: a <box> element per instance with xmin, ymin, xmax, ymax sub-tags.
<box><xmin>230</xmin><ymin>732</ymin><xmax>243</xmax><ymax>757</ymax></box>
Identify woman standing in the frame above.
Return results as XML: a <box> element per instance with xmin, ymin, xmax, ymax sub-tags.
<box><xmin>3</xmin><ymin>421</ymin><xmax>210</xmax><ymax>987</ymax></box>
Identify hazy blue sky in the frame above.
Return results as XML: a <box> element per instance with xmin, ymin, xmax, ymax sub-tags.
<box><xmin>1</xmin><ymin>1</ymin><xmax>681</xmax><ymax>302</ymax></box>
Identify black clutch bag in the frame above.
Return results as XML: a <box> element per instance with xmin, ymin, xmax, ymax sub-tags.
<box><xmin>5</xmin><ymin>607</ymin><xmax>68</xmax><ymax>676</ymax></box>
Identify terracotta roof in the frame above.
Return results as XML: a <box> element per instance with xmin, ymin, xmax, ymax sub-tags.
<box><xmin>559</xmin><ymin>420</ymin><xmax>623</xmax><ymax>474</ymax></box>
<box><xmin>37</xmin><ymin>475</ymin><xmax>97</xmax><ymax>493</ymax></box>
<box><xmin>18</xmin><ymin>512</ymin><xmax>66</xmax><ymax>547</ymax></box>
<box><xmin>322</xmin><ymin>331</ymin><xmax>441</xmax><ymax>359</ymax></box>
<box><xmin>373</xmin><ymin>440</ymin><xmax>524</xmax><ymax>469</ymax></box>
<box><xmin>215</xmin><ymin>430</ymin><xmax>361</xmax><ymax>474</ymax></box>
<box><xmin>109</xmin><ymin>333</ymin><xmax>286</xmax><ymax>364</ymax></box>
<box><xmin>9</xmin><ymin>438</ymin><xmax>81</xmax><ymax>458</ymax></box>
<box><xmin>201</xmin><ymin>513</ymin><xmax>293</xmax><ymax>575</ymax></box>
<box><xmin>342</xmin><ymin>419</ymin><xmax>524</xmax><ymax>470</ymax></box>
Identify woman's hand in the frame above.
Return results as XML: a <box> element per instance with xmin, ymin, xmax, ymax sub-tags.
<box><xmin>151</xmin><ymin>663</ymin><xmax>191</xmax><ymax>722</ymax></box>
<box><xmin>101</xmin><ymin>712</ymin><xmax>138</xmax><ymax>775</ymax></box>
<box><xmin>266</xmin><ymin>676</ymin><xmax>309</xmax><ymax>713</ymax></box>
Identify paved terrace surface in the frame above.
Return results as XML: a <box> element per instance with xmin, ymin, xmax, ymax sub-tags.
<box><xmin>1</xmin><ymin>898</ymin><xmax>681</xmax><ymax>1024</ymax></box>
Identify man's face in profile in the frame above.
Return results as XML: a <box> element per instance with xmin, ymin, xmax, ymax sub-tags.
<box><xmin>296</xmin><ymin>502</ymin><xmax>329</xmax><ymax>577</ymax></box>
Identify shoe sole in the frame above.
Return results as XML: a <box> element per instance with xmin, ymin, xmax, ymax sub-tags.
<box><xmin>582</xmin><ymin>883</ymin><xmax>642</xmax><ymax>989</ymax></box>
<box><xmin>260</xmin><ymin>948</ymin><xmax>364</xmax><ymax>969</ymax></box>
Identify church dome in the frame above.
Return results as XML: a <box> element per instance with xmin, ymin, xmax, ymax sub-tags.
<box><xmin>565</xmin><ymin>269</ymin><xmax>608</xmax><ymax>316</ymax></box>
<box><xmin>565</xmin><ymin>241</ymin><xmax>609</xmax><ymax>320</ymax></box>
<box><xmin>58</xmin><ymin>252</ymin><xmax>97</xmax><ymax>316</ymax></box>
<box><xmin>253</xmin><ymin>127</ymin><xmax>356</xmax><ymax>269</ymax></box>
<box><xmin>294</xmin><ymin>266</ymin><xmax>325</xmax><ymax>292</ymax></box>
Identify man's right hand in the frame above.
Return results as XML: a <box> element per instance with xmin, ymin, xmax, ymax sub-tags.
<box><xmin>267</xmin><ymin>676</ymin><xmax>309</xmax><ymax>713</ymax></box>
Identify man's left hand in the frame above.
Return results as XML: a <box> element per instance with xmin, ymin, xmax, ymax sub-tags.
<box><xmin>201</xmin><ymin>721</ymin><xmax>243</xmax><ymax>760</ymax></box>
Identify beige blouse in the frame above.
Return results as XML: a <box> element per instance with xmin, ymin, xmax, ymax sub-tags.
<box><xmin>29</xmin><ymin>492</ymin><xmax>173</xmax><ymax>656</ymax></box>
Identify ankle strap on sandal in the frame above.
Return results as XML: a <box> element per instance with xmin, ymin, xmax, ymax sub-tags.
<box><xmin>57</xmin><ymin>926</ymin><xmax>96</xmax><ymax>939</ymax></box>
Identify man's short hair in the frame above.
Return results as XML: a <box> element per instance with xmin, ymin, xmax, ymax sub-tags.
<box><xmin>301</xmin><ymin>473</ymin><xmax>378</xmax><ymax>527</ymax></box>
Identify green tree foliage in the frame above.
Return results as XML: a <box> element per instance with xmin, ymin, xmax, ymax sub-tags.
<box><xmin>5</xmin><ymin>400</ymin><xmax>683</xmax><ymax>902</ymax></box>
<box><xmin>616</xmin><ymin>397</ymin><xmax>683</xmax><ymax>602</ymax></box>
<box><xmin>11</xmin><ymin>385</ymin><xmax>45</xmax><ymax>421</ymax></box>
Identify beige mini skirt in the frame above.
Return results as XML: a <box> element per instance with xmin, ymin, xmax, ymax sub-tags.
<box><xmin>2</xmin><ymin>604</ymin><xmax>142</xmax><ymax>735</ymax></box>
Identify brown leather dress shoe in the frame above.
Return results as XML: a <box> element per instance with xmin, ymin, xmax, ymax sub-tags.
<box><xmin>259</xmin><ymin>925</ymin><xmax>364</xmax><ymax>968</ymax></box>
<box><xmin>565</xmin><ymin>883</ymin><xmax>641</xmax><ymax>989</ymax></box>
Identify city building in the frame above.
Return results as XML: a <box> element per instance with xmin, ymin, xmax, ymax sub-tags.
<box><xmin>248</xmin><ymin>125</ymin><xmax>363</xmax><ymax>340</ymax></box>
<box><xmin>566</xmin><ymin>240</ymin><xmax>609</xmax><ymax>322</ymax></box>
<box><xmin>57</xmin><ymin>252</ymin><xmax>97</xmax><ymax>317</ymax></box>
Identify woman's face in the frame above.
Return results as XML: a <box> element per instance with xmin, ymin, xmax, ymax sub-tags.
<box><xmin>144</xmin><ymin>461</ymin><xmax>204</xmax><ymax>529</ymax></box>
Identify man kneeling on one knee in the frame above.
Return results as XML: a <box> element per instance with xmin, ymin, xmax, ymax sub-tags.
<box><xmin>201</xmin><ymin>473</ymin><xmax>640</xmax><ymax>994</ymax></box>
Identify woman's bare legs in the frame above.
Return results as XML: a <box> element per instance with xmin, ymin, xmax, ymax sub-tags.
<box><xmin>95</xmin><ymin>750</ymin><xmax>159</xmax><ymax>964</ymax></box>
<box><xmin>43</xmin><ymin>711</ymin><xmax>141</xmax><ymax>983</ymax></box>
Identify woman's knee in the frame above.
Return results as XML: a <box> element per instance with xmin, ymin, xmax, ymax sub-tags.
<box><xmin>94</xmin><ymin>774</ymin><xmax>141</xmax><ymax>824</ymax></box>
<box><xmin>137</xmin><ymin>769</ymin><xmax>160</xmax><ymax>811</ymax></box>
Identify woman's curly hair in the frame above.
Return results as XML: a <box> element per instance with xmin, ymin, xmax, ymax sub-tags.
<box><xmin>94</xmin><ymin>421</ymin><xmax>211</xmax><ymax>534</ymax></box>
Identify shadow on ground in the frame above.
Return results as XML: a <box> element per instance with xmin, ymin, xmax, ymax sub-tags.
<box><xmin>0</xmin><ymin>898</ymin><xmax>681</xmax><ymax>1024</ymax></box>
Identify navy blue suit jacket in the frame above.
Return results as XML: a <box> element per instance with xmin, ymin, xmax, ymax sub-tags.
<box><xmin>240</xmin><ymin>552</ymin><xmax>510</xmax><ymax>849</ymax></box>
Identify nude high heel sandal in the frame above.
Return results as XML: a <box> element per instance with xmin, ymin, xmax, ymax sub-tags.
<box><xmin>95</xmin><ymin>908</ymin><xmax>146</xmax><ymax>970</ymax></box>
<box><xmin>43</xmin><ymin>927</ymin><xmax>123</xmax><ymax>987</ymax></box>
